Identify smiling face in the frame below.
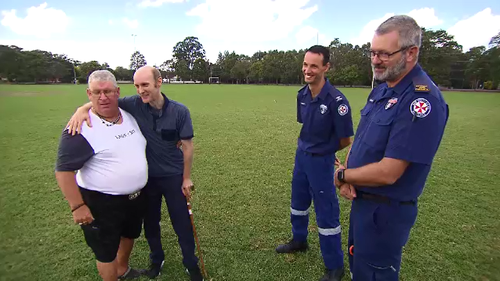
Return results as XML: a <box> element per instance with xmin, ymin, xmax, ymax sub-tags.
<box><xmin>133</xmin><ymin>67</ymin><xmax>162</xmax><ymax>104</ymax></box>
<box><xmin>302</xmin><ymin>51</ymin><xmax>329</xmax><ymax>85</ymax></box>
<box><xmin>86</xmin><ymin>81</ymin><xmax>120</xmax><ymax>117</ymax></box>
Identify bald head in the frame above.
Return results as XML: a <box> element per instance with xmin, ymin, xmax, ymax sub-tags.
<box><xmin>134</xmin><ymin>65</ymin><xmax>162</xmax><ymax>81</ymax></box>
<box><xmin>133</xmin><ymin>65</ymin><xmax>162</xmax><ymax>104</ymax></box>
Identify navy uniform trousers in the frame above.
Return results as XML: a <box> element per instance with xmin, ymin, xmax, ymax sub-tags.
<box><xmin>291</xmin><ymin>149</ymin><xmax>344</xmax><ymax>270</ymax></box>
<box><xmin>348</xmin><ymin>192</ymin><xmax>418</xmax><ymax>281</ymax></box>
<box><xmin>143</xmin><ymin>175</ymin><xmax>199</xmax><ymax>269</ymax></box>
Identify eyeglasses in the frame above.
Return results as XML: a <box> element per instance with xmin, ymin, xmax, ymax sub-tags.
<box><xmin>90</xmin><ymin>89</ymin><xmax>117</xmax><ymax>97</ymax></box>
<box><xmin>367</xmin><ymin>46</ymin><xmax>412</xmax><ymax>61</ymax></box>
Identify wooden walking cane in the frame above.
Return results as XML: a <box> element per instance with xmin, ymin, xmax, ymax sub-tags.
<box><xmin>187</xmin><ymin>197</ymin><xmax>208</xmax><ymax>279</ymax></box>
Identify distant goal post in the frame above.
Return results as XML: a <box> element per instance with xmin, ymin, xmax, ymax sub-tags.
<box><xmin>208</xmin><ymin>76</ymin><xmax>220</xmax><ymax>84</ymax></box>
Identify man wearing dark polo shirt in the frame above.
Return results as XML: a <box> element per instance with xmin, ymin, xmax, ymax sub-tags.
<box><xmin>66</xmin><ymin>66</ymin><xmax>202</xmax><ymax>281</ymax></box>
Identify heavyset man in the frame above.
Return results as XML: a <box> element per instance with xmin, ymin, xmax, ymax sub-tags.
<box><xmin>55</xmin><ymin>70</ymin><xmax>147</xmax><ymax>281</ymax></box>
<box><xmin>276</xmin><ymin>45</ymin><xmax>354</xmax><ymax>281</ymax></box>
<box><xmin>334</xmin><ymin>15</ymin><xmax>449</xmax><ymax>280</ymax></box>
<box><xmin>67</xmin><ymin>66</ymin><xmax>203</xmax><ymax>281</ymax></box>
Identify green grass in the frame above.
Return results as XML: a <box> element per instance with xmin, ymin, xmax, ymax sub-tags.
<box><xmin>0</xmin><ymin>84</ymin><xmax>499</xmax><ymax>281</ymax></box>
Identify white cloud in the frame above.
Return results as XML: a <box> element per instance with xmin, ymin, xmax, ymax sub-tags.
<box><xmin>186</xmin><ymin>0</ymin><xmax>318</xmax><ymax>43</ymax></box>
<box><xmin>295</xmin><ymin>26</ymin><xmax>329</xmax><ymax>46</ymax></box>
<box><xmin>122</xmin><ymin>18</ymin><xmax>139</xmax><ymax>29</ymax></box>
<box><xmin>447</xmin><ymin>8</ymin><xmax>500</xmax><ymax>51</ymax></box>
<box><xmin>108</xmin><ymin>19</ymin><xmax>114</xmax><ymax>25</ymax></box>
<box><xmin>0</xmin><ymin>2</ymin><xmax>69</xmax><ymax>38</ymax></box>
<box><xmin>138</xmin><ymin>0</ymin><xmax>186</xmax><ymax>8</ymax></box>
<box><xmin>408</xmin><ymin>8</ymin><xmax>443</xmax><ymax>27</ymax></box>
<box><xmin>350</xmin><ymin>8</ymin><xmax>443</xmax><ymax>46</ymax></box>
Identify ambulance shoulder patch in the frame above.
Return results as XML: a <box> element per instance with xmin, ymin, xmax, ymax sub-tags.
<box><xmin>338</xmin><ymin>104</ymin><xmax>348</xmax><ymax>116</ymax></box>
<box><xmin>410</xmin><ymin>98</ymin><xmax>431</xmax><ymax>118</ymax></box>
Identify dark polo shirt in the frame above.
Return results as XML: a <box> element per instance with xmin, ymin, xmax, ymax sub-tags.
<box><xmin>118</xmin><ymin>93</ymin><xmax>193</xmax><ymax>177</ymax></box>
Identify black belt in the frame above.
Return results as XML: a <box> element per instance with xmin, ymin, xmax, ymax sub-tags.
<box><xmin>301</xmin><ymin>150</ymin><xmax>331</xmax><ymax>157</ymax></box>
<box><xmin>356</xmin><ymin>190</ymin><xmax>416</xmax><ymax>206</ymax></box>
<box><xmin>80</xmin><ymin>187</ymin><xmax>142</xmax><ymax>201</ymax></box>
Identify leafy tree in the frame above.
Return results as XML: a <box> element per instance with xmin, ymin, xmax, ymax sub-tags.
<box><xmin>172</xmin><ymin>36</ymin><xmax>206</xmax><ymax>81</ymax></box>
<box><xmin>130</xmin><ymin>51</ymin><xmax>147</xmax><ymax>71</ymax></box>
<box><xmin>114</xmin><ymin>66</ymin><xmax>133</xmax><ymax>81</ymax></box>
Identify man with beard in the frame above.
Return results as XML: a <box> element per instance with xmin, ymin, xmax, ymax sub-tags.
<box><xmin>333</xmin><ymin>15</ymin><xmax>449</xmax><ymax>280</ymax></box>
<box><xmin>276</xmin><ymin>45</ymin><xmax>354</xmax><ymax>281</ymax></box>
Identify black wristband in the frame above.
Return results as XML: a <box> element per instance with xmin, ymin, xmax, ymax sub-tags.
<box><xmin>337</xmin><ymin>168</ymin><xmax>345</xmax><ymax>183</ymax></box>
<box><xmin>71</xmin><ymin>203</ymin><xmax>85</xmax><ymax>212</ymax></box>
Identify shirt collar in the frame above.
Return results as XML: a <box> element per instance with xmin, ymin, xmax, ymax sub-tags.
<box><xmin>146</xmin><ymin>92</ymin><xmax>169</xmax><ymax>114</ymax></box>
<box><xmin>301</xmin><ymin>78</ymin><xmax>332</xmax><ymax>101</ymax></box>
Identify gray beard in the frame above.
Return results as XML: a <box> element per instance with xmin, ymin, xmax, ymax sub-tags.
<box><xmin>372</xmin><ymin>54</ymin><xmax>407</xmax><ymax>82</ymax></box>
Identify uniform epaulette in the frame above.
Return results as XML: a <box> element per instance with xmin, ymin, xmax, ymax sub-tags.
<box><xmin>412</xmin><ymin>75</ymin><xmax>431</xmax><ymax>93</ymax></box>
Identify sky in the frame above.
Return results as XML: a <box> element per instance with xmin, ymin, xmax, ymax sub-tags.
<box><xmin>1</xmin><ymin>0</ymin><xmax>499</xmax><ymax>69</ymax></box>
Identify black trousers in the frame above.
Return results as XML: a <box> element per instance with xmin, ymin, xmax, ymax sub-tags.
<box><xmin>143</xmin><ymin>175</ymin><xmax>198</xmax><ymax>269</ymax></box>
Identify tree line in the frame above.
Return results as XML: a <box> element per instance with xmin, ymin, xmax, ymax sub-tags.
<box><xmin>1</xmin><ymin>29</ymin><xmax>499</xmax><ymax>89</ymax></box>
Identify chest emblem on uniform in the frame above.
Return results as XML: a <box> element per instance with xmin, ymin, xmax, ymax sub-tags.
<box><xmin>385</xmin><ymin>97</ymin><xmax>398</xmax><ymax>110</ymax></box>
<box><xmin>320</xmin><ymin>104</ymin><xmax>328</xmax><ymax>114</ymax></box>
<box><xmin>337</xmin><ymin>104</ymin><xmax>348</xmax><ymax>116</ymax></box>
<box><xmin>410</xmin><ymin>98</ymin><xmax>431</xmax><ymax>118</ymax></box>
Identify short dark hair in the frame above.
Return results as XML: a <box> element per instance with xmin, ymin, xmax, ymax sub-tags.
<box><xmin>306</xmin><ymin>45</ymin><xmax>330</xmax><ymax>66</ymax></box>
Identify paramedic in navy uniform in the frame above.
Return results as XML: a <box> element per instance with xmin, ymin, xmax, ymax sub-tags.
<box><xmin>334</xmin><ymin>15</ymin><xmax>449</xmax><ymax>281</ymax></box>
<box><xmin>276</xmin><ymin>45</ymin><xmax>354</xmax><ymax>281</ymax></box>
<box><xmin>55</xmin><ymin>70</ymin><xmax>147</xmax><ymax>281</ymax></box>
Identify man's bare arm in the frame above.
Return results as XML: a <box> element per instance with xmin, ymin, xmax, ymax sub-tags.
<box><xmin>341</xmin><ymin>157</ymin><xmax>409</xmax><ymax>187</ymax></box>
<box><xmin>55</xmin><ymin>171</ymin><xmax>85</xmax><ymax>209</ymax></box>
<box><xmin>338</xmin><ymin>137</ymin><xmax>352</xmax><ymax>151</ymax></box>
<box><xmin>181</xmin><ymin>139</ymin><xmax>194</xmax><ymax>198</ymax></box>
<box><xmin>182</xmin><ymin>139</ymin><xmax>194</xmax><ymax>178</ymax></box>
<box><xmin>55</xmin><ymin>171</ymin><xmax>94</xmax><ymax>224</ymax></box>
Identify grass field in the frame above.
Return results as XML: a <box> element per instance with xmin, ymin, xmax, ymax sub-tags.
<box><xmin>0</xmin><ymin>84</ymin><xmax>499</xmax><ymax>281</ymax></box>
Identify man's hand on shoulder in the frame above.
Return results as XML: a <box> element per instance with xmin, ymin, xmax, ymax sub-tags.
<box><xmin>66</xmin><ymin>104</ymin><xmax>92</xmax><ymax>136</ymax></box>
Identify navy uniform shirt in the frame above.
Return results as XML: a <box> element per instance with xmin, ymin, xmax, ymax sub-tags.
<box><xmin>347</xmin><ymin>64</ymin><xmax>449</xmax><ymax>201</ymax></box>
<box><xmin>297</xmin><ymin>79</ymin><xmax>354</xmax><ymax>155</ymax></box>
<box><xmin>118</xmin><ymin>93</ymin><xmax>194</xmax><ymax>177</ymax></box>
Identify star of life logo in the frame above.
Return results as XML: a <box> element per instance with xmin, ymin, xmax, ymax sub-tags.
<box><xmin>410</xmin><ymin>98</ymin><xmax>431</xmax><ymax>118</ymax></box>
<box><xmin>338</xmin><ymin>104</ymin><xmax>348</xmax><ymax>116</ymax></box>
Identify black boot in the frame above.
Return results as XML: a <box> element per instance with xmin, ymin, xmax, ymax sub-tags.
<box><xmin>275</xmin><ymin>239</ymin><xmax>308</xmax><ymax>253</ymax></box>
<box><xmin>185</xmin><ymin>265</ymin><xmax>204</xmax><ymax>281</ymax></box>
<box><xmin>139</xmin><ymin>260</ymin><xmax>164</xmax><ymax>279</ymax></box>
<box><xmin>319</xmin><ymin>267</ymin><xmax>345</xmax><ymax>281</ymax></box>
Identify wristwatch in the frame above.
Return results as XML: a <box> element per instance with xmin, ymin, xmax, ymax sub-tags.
<box><xmin>337</xmin><ymin>168</ymin><xmax>346</xmax><ymax>184</ymax></box>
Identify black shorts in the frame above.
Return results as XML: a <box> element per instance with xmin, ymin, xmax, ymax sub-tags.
<box><xmin>79</xmin><ymin>187</ymin><xmax>146</xmax><ymax>263</ymax></box>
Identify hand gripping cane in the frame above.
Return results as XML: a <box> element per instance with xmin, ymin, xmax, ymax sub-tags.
<box><xmin>187</xmin><ymin>197</ymin><xmax>208</xmax><ymax>279</ymax></box>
